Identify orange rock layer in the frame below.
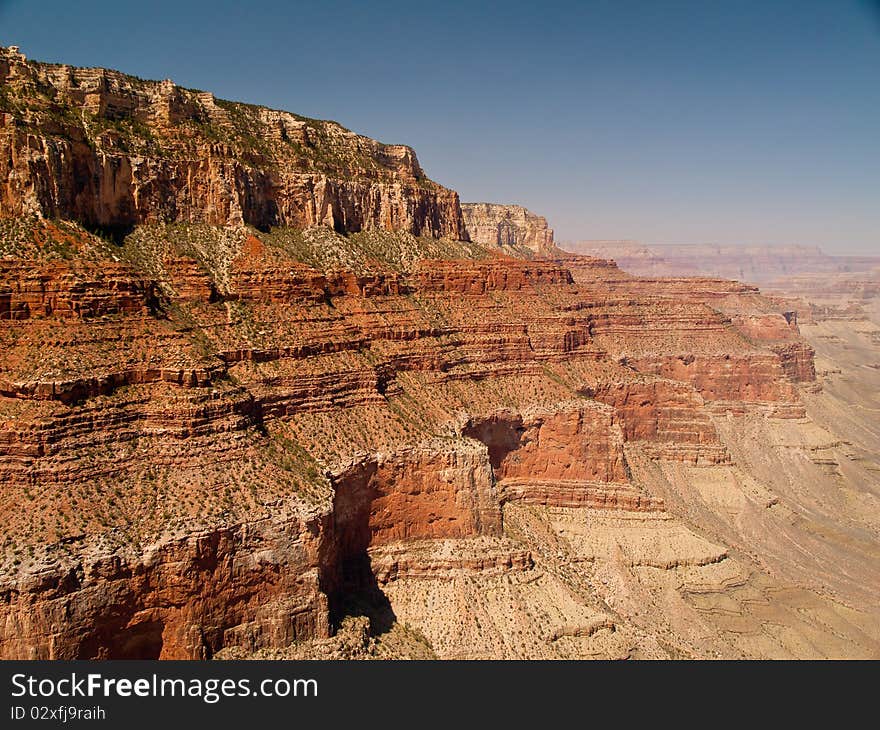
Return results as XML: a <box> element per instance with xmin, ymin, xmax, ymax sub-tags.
<box><xmin>0</xmin><ymin>228</ymin><xmax>819</xmax><ymax>658</ymax></box>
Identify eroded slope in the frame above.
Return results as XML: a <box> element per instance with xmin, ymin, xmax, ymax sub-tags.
<box><xmin>2</xmin><ymin>215</ymin><xmax>875</xmax><ymax>659</ymax></box>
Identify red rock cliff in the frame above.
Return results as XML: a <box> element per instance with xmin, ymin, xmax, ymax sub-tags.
<box><xmin>461</xmin><ymin>203</ymin><xmax>556</xmax><ymax>257</ymax></box>
<box><xmin>0</xmin><ymin>47</ymin><xmax>464</xmax><ymax>238</ymax></box>
<box><xmin>0</xmin><ymin>48</ymin><xmax>827</xmax><ymax>660</ymax></box>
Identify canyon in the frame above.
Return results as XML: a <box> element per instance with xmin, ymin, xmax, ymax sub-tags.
<box><xmin>1</xmin><ymin>46</ymin><xmax>878</xmax><ymax>660</ymax></box>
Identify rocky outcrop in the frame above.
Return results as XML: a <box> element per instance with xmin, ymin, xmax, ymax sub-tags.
<box><xmin>464</xmin><ymin>403</ymin><xmax>626</xmax><ymax>483</ymax></box>
<box><xmin>458</xmin><ymin>403</ymin><xmax>667</xmax><ymax>508</ymax></box>
<box><xmin>369</xmin><ymin>539</ymin><xmax>534</xmax><ymax>584</ymax></box>
<box><xmin>331</xmin><ymin>441</ymin><xmax>503</xmax><ymax>560</ymax></box>
<box><xmin>0</xmin><ymin>515</ymin><xmax>333</xmax><ymax>659</ymax></box>
<box><xmin>585</xmin><ymin>379</ymin><xmax>730</xmax><ymax>465</ymax></box>
<box><xmin>0</xmin><ymin>46</ymin><xmax>464</xmax><ymax>238</ymax></box>
<box><xmin>625</xmin><ymin>353</ymin><xmax>800</xmax><ymax>405</ymax></box>
<box><xmin>413</xmin><ymin>259</ymin><xmax>572</xmax><ymax>293</ymax></box>
<box><xmin>461</xmin><ymin>203</ymin><xmax>556</xmax><ymax>257</ymax></box>
<box><xmin>0</xmin><ymin>260</ymin><xmax>157</xmax><ymax>319</ymax></box>
<box><xmin>771</xmin><ymin>342</ymin><xmax>817</xmax><ymax>383</ymax></box>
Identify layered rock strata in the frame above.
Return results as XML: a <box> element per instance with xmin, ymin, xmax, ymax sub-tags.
<box><xmin>461</xmin><ymin>203</ymin><xmax>556</xmax><ymax>257</ymax></box>
<box><xmin>0</xmin><ymin>218</ymin><xmax>822</xmax><ymax>657</ymax></box>
<box><xmin>0</xmin><ymin>46</ymin><xmax>464</xmax><ymax>237</ymax></box>
<box><xmin>3</xmin><ymin>48</ymin><xmax>863</xmax><ymax>661</ymax></box>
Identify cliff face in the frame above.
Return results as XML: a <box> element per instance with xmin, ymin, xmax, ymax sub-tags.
<box><xmin>0</xmin><ymin>47</ymin><xmax>464</xmax><ymax>238</ymax></box>
<box><xmin>461</xmin><ymin>203</ymin><xmax>556</xmax><ymax>257</ymax></box>
<box><xmin>0</xmin><ymin>218</ymin><xmax>835</xmax><ymax>658</ymax></box>
<box><xmin>2</xmin><ymin>48</ymin><xmax>876</xmax><ymax>660</ymax></box>
<box><xmin>2</xmin><ymin>515</ymin><xmax>332</xmax><ymax>660</ymax></box>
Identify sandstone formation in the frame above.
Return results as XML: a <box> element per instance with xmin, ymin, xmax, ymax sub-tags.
<box><xmin>461</xmin><ymin>203</ymin><xmax>557</xmax><ymax>257</ymax></box>
<box><xmin>2</xmin><ymin>47</ymin><xmax>878</xmax><ymax>660</ymax></box>
<box><xmin>0</xmin><ymin>46</ymin><xmax>464</xmax><ymax>238</ymax></box>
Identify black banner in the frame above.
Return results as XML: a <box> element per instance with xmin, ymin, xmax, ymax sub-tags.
<box><xmin>0</xmin><ymin>659</ymin><xmax>860</xmax><ymax>728</ymax></box>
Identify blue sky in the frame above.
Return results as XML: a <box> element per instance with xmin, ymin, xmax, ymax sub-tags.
<box><xmin>1</xmin><ymin>0</ymin><xmax>878</xmax><ymax>253</ymax></box>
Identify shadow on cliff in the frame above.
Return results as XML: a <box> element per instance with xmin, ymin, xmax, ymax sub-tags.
<box><xmin>329</xmin><ymin>554</ymin><xmax>396</xmax><ymax>637</ymax></box>
<box><xmin>326</xmin><ymin>461</ymin><xmax>397</xmax><ymax>637</ymax></box>
<box><xmin>84</xmin><ymin>221</ymin><xmax>136</xmax><ymax>247</ymax></box>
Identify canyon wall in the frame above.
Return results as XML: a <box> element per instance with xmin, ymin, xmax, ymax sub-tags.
<box><xmin>461</xmin><ymin>203</ymin><xmax>556</xmax><ymax>257</ymax></box>
<box><xmin>0</xmin><ymin>217</ymin><xmax>823</xmax><ymax>657</ymax></box>
<box><xmin>0</xmin><ymin>46</ymin><xmax>464</xmax><ymax>238</ymax></box>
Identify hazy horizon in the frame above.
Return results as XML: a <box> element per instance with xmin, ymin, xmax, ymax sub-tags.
<box><xmin>2</xmin><ymin>0</ymin><xmax>878</xmax><ymax>254</ymax></box>
<box><xmin>559</xmin><ymin>240</ymin><xmax>880</xmax><ymax>258</ymax></box>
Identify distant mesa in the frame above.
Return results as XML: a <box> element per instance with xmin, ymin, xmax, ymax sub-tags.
<box><xmin>564</xmin><ymin>240</ymin><xmax>880</xmax><ymax>284</ymax></box>
<box><xmin>461</xmin><ymin>203</ymin><xmax>558</xmax><ymax>258</ymax></box>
